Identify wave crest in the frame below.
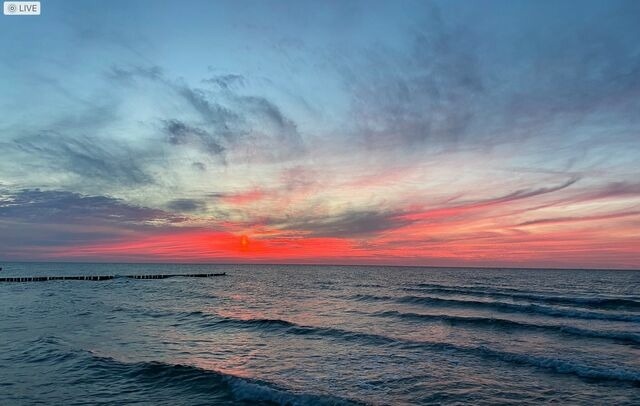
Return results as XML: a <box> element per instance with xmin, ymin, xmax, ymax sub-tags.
<box><xmin>405</xmin><ymin>284</ymin><xmax>640</xmax><ymax>311</ymax></box>
<box><xmin>375</xmin><ymin>310</ymin><xmax>640</xmax><ymax>344</ymax></box>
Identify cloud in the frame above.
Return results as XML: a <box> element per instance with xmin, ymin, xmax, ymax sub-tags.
<box><xmin>505</xmin><ymin>2</ymin><xmax>640</xmax><ymax>126</ymax></box>
<box><xmin>274</xmin><ymin>209</ymin><xmax>413</xmax><ymax>238</ymax></box>
<box><xmin>178</xmin><ymin>84</ymin><xmax>239</xmax><ymax>132</ymax></box>
<box><xmin>241</xmin><ymin>96</ymin><xmax>293</xmax><ymax>130</ymax></box>
<box><xmin>203</xmin><ymin>74</ymin><xmax>245</xmax><ymax>89</ymax></box>
<box><xmin>483</xmin><ymin>177</ymin><xmax>580</xmax><ymax>206</ymax></box>
<box><xmin>220</xmin><ymin>189</ymin><xmax>267</xmax><ymax>206</ymax></box>
<box><xmin>337</xmin><ymin>9</ymin><xmax>484</xmax><ymax>149</ymax></box>
<box><xmin>0</xmin><ymin>188</ymin><xmax>183</xmax><ymax>225</ymax></box>
<box><xmin>108</xmin><ymin>65</ymin><xmax>305</xmax><ymax>161</ymax></box>
<box><xmin>192</xmin><ymin>162</ymin><xmax>207</xmax><ymax>171</ymax></box>
<box><xmin>336</xmin><ymin>1</ymin><xmax>640</xmax><ymax>157</ymax></box>
<box><xmin>163</xmin><ymin>119</ymin><xmax>225</xmax><ymax>155</ymax></box>
<box><xmin>517</xmin><ymin>210</ymin><xmax>640</xmax><ymax>227</ymax></box>
<box><xmin>230</xmin><ymin>97</ymin><xmax>305</xmax><ymax>162</ymax></box>
<box><xmin>107</xmin><ymin>65</ymin><xmax>242</xmax><ymax>147</ymax></box>
<box><xmin>13</xmin><ymin>132</ymin><xmax>153</xmax><ymax>186</ymax></box>
<box><xmin>531</xmin><ymin>181</ymin><xmax>640</xmax><ymax>208</ymax></box>
<box><xmin>402</xmin><ymin>177</ymin><xmax>581</xmax><ymax>223</ymax></box>
<box><xmin>166</xmin><ymin>198</ymin><xmax>206</xmax><ymax>213</ymax></box>
<box><xmin>3</xmin><ymin>62</ymin><xmax>307</xmax><ymax>197</ymax></box>
<box><xmin>580</xmin><ymin>181</ymin><xmax>640</xmax><ymax>201</ymax></box>
<box><xmin>0</xmin><ymin>188</ymin><xmax>191</xmax><ymax>258</ymax></box>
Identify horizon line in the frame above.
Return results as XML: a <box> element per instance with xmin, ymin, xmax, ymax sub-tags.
<box><xmin>2</xmin><ymin>260</ymin><xmax>638</xmax><ymax>273</ymax></box>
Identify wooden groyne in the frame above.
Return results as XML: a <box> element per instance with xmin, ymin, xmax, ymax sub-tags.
<box><xmin>0</xmin><ymin>272</ymin><xmax>226</xmax><ymax>283</ymax></box>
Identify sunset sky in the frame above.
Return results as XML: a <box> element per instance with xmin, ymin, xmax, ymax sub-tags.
<box><xmin>1</xmin><ymin>0</ymin><xmax>639</xmax><ymax>268</ymax></box>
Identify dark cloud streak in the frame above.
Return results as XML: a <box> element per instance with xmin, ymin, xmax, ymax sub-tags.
<box><xmin>276</xmin><ymin>209</ymin><xmax>413</xmax><ymax>238</ymax></box>
<box><xmin>0</xmin><ymin>189</ymin><xmax>184</xmax><ymax>225</ymax></box>
<box><xmin>166</xmin><ymin>198</ymin><xmax>206</xmax><ymax>213</ymax></box>
<box><xmin>517</xmin><ymin>210</ymin><xmax>640</xmax><ymax>227</ymax></box>
<box><xmin>163</xmin><ymin>119</ymin><xmax>225</xmax><ymax>155</ymax></box>
<box><xmin>14</xmin><ymin>132</ymin><xmax>152</xmax><ymax>186</ymax></box>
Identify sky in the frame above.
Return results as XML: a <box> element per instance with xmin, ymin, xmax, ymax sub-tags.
<box><xmin>0</xmin><ymin>0</ymin><xmax>639</xmax><ymax>269</ymax></box>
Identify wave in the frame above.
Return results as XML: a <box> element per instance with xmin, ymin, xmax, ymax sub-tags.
<box><xmin>404</xmin><ymin>285</ymin><xmax>640</xmax><ymax>311</ymax></box>
<box><xmin>10</xmin><ymin>336</ymin><xmax>78</xmax><ymax>364</ymax></box>
<box><xmin>463</xmin><ymin>346</ymin><xmax>640</xmax><ymax>385</ymax></box>
<box><xmin>350</xmin><ymin>294</ymin><xmax>640</xmax><ymax>322</ymax></box>
<box><xmin>19</xmin><ymin>318</ymin><xmax>640</xmax><ymax>391</ymax></box>
<box><xmin>352</xmin><ymin>283</ymin><xmax>385</xmax><ymax>288</ymax></box>
<box><xmin>179</xmin><ymin>312</ymin><xmax>399</xmax><ymax>346</ymax></box>
<box><xmin>351</xmin><ymin>294</ymin><xmax>395</xmax><ymax>302</ymax></box>
<box><xmin>165</xmin><ymin>313</ymin><xmax>640</xmax><ymax>386</ymax></box>
<box><xmin>84</xmin><ymin>355</ymin><xmax>363</xmax><ymax>406</ymax></box>
<box><xmin>12</xmin><ymin>337</ymin><xmax>363</xmax><ymax>406</ymax></box>
<box><xmin>399</xmin><ymin>295</ymin><xmax>640</xmax><ymax>322</ymax></box>
<box><xmin>88</xmin><ymin>305</ymin><xmax>640</xmax><ymax>386</ymax></box>
<box><xmin>374</xmin><ymin>310</ymin><xmax>640</xmax><ymax>344</ymax></box>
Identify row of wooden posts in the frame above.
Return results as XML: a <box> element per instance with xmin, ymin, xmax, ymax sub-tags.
<box><xmin>0</xmin><ymin>272</ymin><xmax>227</xmax><ymax>283</ymax></box>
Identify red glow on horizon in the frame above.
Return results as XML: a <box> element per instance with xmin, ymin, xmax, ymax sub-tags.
<box><xmin>9</xmin><ymin>181</ymin><xmax>639</xmax><ymax>270</ymax></box>
<box><xmin>27</xmin><ymin>220</ymin><xmax>639</xmax><ymax>269</ymax></box>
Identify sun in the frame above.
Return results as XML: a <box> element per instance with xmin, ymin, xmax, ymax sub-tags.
<box><xmin>240</xmin><ymin>235</ymin><xmax>249</xmax><ymax>250</ymax></box>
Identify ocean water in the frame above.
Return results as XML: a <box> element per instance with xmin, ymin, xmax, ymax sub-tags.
<box><xmin>0</xmin><ymin>263</ymin><xmax>639</xmax><ymax>405</ymax></box>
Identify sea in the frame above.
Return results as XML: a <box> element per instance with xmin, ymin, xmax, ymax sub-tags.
<box><xmin>0</xmin><ymin>263</ymin><xmax>638</xmax><ymax>405</ymax></box>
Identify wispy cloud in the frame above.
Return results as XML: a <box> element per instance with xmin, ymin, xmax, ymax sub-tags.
<box><xmin>517</xmin><ymin>210</ymin><xmax>640</xmax><ymax>227</ymax></box>
<box><xmin>275</xmin><ymin>209</ymin><xmax>413</xmax><ymax>238</ymax></box>
<box><xmin>13</xmin><ymin>132</ymin><xmax>153</xmax><ymax>186</ymax></box>
<box><xmin>166</xmin><ymin>198</ymin><xmax>207</xmax><ymax>213</ymax></box>
<box><xmin>0</xmin><ymin>189</ymin><xmax>183</xmax><ymax>225</ymax></box>
<box><xmin>107</xmin><ymin>65</ymin><xmax>305</xmax><ymax>162</ymax></box>
<box><xmin>0</xmin><ymin>188</ymin><xmax>188</xmax><ymax>258</ymax></box>
<box><xmin>163</xmin><ymin>119</ymin><xmax>225</xmax><ymax>155</ymax></box>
